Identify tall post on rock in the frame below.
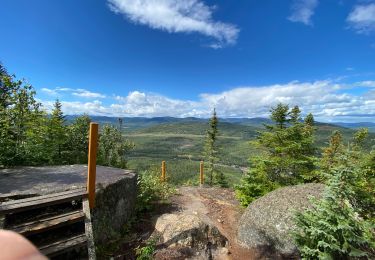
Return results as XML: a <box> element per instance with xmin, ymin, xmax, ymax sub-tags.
<box><xmin>161</xmin><ymin>161</ymin><xmax>166</xmax><ymax>182</ymax></box>
<box><xmin>200</xmin><ymin>161</ymin><xmax>204</xmax><ymax>186</ymax></box>
<box><xmin>87</xmin><ymin>122</ymin><xmax>98</xmax><ymax>209</ymax></box>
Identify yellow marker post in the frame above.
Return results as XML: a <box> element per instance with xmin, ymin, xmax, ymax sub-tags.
<box><xmin>161</xmin><ymin>161</ymin><xmax>166</xmax><ymax>182</ymax></box>
<box><xmin>87</xmin><ymin>123</ymin><xmax>98</xmax><ymax>209</ymax></box>
<box><xmin>200</xmin><ymin>161</ymin><xmax>204</xmax><ymax>186</ymax></box>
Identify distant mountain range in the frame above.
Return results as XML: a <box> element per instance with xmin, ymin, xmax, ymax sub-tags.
<box><xmin>65</xmin><ymin>115</ymin><xmax>375</xmax><ymax>132</ymax></box>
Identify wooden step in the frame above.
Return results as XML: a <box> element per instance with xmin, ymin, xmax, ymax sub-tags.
<box><xmin>39</xmin><ymin>234</ymin><xmax>87</xmax><ymax>257</ymax></box>
<box><xmin>8</xmin><ymin>210</ymin><xmax>85</xmax><ymax>236</ymax></box>
<box><xmin>0</xmin><ymin>189</ymin><xmax>87</xmax><ymax>214</ymax></box>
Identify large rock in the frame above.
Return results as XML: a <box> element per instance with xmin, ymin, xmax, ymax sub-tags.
<box><xmin>154</xmin><ymin>213</ymin><xmax>228</xmax><ymax>258</ymax></box>
<box><xmin>237</xmin><ymin>183</ymin><xmax>325</xmax><ymax>258</ymax></box>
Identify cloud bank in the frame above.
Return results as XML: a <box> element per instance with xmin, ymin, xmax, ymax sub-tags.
<box><xmin>107</xmin><ymin>0</ymin><xmax>239</xmax><ymax>48</ymax></box>
<box><xmin>39</xmin><ymin>80</ymin><xmax>375</xmax><ymax>122</ymax></box>
<box><xmin>288</xmin><ymin>0</ymin><xmax>319</xmax><ymax>25</ymax></box>
<box><xmin>347</xmin><ymin>3</ymin><xmax>375</xmax><ymax>34</ymax></box>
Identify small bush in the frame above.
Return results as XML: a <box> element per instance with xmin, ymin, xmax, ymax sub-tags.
<box><xmin>136</xmin><ymin>169</ymin><xmax>175</xmax><ymax>212</ymax></box>
<box><xmin>136</xmin><ymin>238</ymin><xmax>157</xmax><ymax>260</ymax></box>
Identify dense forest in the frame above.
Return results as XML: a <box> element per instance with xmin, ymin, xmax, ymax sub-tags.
<box><xmin>0</xmin><ymin>64</ymin><xmax>134</xmax><ymax>168</ymax></box>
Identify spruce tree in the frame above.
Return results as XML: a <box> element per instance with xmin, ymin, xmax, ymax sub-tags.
<box><xmin>98</xmin><ymin>125</ymin><xmax>134</xmax><ymax>168</ymax></box>
<box><xmin>236</xmin><ymin>104</ymin><xmax>317</xmax><ymax>206</ymax></box>
<box><xmin>48</xmin><ymin>99</ymin><xmax>66</xmax><ymax>163</ymax></box>
<box><xmin>65</xmin><ymin>115</ymin><xmax>91</xmax><ymax>164</ymax></box>
<box><xmin>294</xmin><ymin>160</ymin><xmax>375</xmax><ymax>259</ymax></box>
<box><xmin>304</xmin><ymin>113</ymin><xmax>315</xmax><ymax>127</ymax></box>
<box><xmin>203</xmin><ymin>108</ymin><xmax>221</xmax><ymax>186</ymax></box>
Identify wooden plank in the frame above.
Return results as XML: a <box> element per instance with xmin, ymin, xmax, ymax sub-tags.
<box><xmin>0</xmin><ymin>188</ymin><xmax>86</xmax><ymax>207</ymax></box>
<box><xmin>0</xmin><ymin>190</ymin><xmax>87</xmax><ymax>214</ymax></box>
<box><xmin>83</xmin><ymin>198</ymin><xmax>96</xmax><ymax>260</ymax></box>
<box><xmin>9</xmin><ymin>210</ymin><xmax>85</xmax><ymax>236</ymax></box>
<box><xmin>87</xmin><ymin>122</ymin><xmax>98</xmax><ymax>209</ymax></box>
<box><xmin>39</xmin><ymin>234</ymin><xmax>87</xmax><ymax>257</ymax></box>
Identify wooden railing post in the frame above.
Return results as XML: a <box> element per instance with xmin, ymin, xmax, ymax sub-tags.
<box><xmin>161</xmin><ymin>161</ymin><xmax>166</xmax><ymax>182</ymax></box>
<box><xmin>200</xmin><ymin>161</ymin><xmax>204</xmax><ymax>186</ymax></box>
<box><xmin>87</xmin><ymin>122</ymin><xmax>98</xmax><ymax>209</ymax></box>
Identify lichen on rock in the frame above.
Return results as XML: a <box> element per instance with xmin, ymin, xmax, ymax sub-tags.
<box><xmin>237</xmin><ymin>183</ymin><xmax>325</xmax><ymax>258</ymax></box>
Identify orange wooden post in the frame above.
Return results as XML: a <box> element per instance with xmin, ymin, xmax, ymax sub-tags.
<box><xmin>87</xmin><ymin>122</ymin><xmax>98</xmax><ymax>209</ymax></box>
<box><xmin>200</xmin><ymin>161</ymin><xmax>204</xmax><ymax>185</ymax></box>
<box><xmin>161</xmin><ymin>161</ymin><xmax>166</xmax><ymax>182</ymax></box>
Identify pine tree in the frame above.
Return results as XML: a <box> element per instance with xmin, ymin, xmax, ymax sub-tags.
<box><xmin>321</xmin><ymin>130</ymin><xmax>344</xmax><ymax>172</ymax></box>
<box><xmin>270</xmin><ymin>103</ymin><xmax>289</xmax><ymax>129</ymax></box>
<box><xmin>0</xmin><ymin>70</ymin><xmax>43</xmax><ymax>166</ymax></box>
<box><xmin>65</xmin><ymin>115</ymin><xmax>91</xmax><ymax>164</ymax></box>
<box><xmin>304</xmin><ymin>113</ymin><xmax>315</xmax><ymax>127</ymax></box>
<box><xmin>203</xmin><ymin>108</ymin><xmax>222</xmax><ymax>186</ymax></box>
<box><xmin>236</xmin><ymin>104</ymin><xmax>317</xmax><ymax>206</ymax></box>
<box><xmin>47</xmin><ymin>99</ymin><xmax>66</xmax><ymax>163</ymax></box>
<box><xmin>294</xmin><ymin>160</ymin><xmax>375</xmax><ymax>259</ymax></box>
<box><xmin>98</xmin><ymin>125</ymin><xmax>134</xmax><ymax>168</ymax></box>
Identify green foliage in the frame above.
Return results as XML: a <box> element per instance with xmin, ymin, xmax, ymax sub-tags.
<box><xmin>128</xmin><ymin>158</ymin><xmax>242</xmax><ymax>187</ymax></box>
<box><xmin>46</xmin><ymin>99</ymin><xmax>66</xmax><ymax>163</ymax></box>
<box><xmin>0</xmin><ymin>65</ymin><xmax>135</xmax><ymax>168</ymax></box>
<box><xmin>97</xmin><ymin>125</ymin><xmax>135</xmax><ymax>168</ymax></box>
<box><xmin>236</xmin><ymin>103</ymin><xmax>317</xmax><ymax>206</ymax></box>
<box><xmin>293</xmin><ymin>160</ymin><xmax>375</xmax><ymax>259</ymax></box>
<box><xmin>136</xmin><ymin>169</ymin><xmax>175</xmax><ymax>212</ymax></box>
<box><xmin>320</xmin><ymin>129</ymin><xmax>374</xmax><ymax>219</ymax></box>
<box><xmin>0</xmin><ymin>71</ymin><xmax>45</xmax><ymax>166</ymax></box>
<box><xmin>235</xmin><ymin>156</ymin><xmax>279</xmax><ymax>206</ymax></box>
<box><xmin>64</xmin><ymin>115</ymin><xmax>91</xmax><ymax>164</ymax></box>
<box><xmin>320</xmin><ymin>130</ymin><xmax>344</xmax><ymax>173</ymax></box>
<box><xmin>135</xmin><ymin>238</ymin><xmax>157</xmax><ymax>260</ymax></box>
<box><xmin>203</xmin><ymin>108</ymin><xmax>228</xmax><ymax>186</ymax></box>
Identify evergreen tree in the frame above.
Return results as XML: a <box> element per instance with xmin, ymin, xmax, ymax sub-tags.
<box><xmin>65</xmin><ymin>115</ymin><xmax>91</xmax><ymax>164</ymax></box>
<box><xmin>203</xmin><ymin>108</ymin><xmax>223</xmax><ymax>186</ymax></box>
<box><xmin>304</xmin><ymin>113</ymin><xmax>315</xmax><ymax>127</ymax></box>
<box><xmin>0</xmin><ymin>71</ymin><xmax>43</xmax><ymax>166</ymax></box>
<box><xmin>294</xmin><ymin>159</ymin><xmax>375</xmax><ymax>259</ymax></box>
<box><xmin>47</xmin><ymin>99</ymin><xmax>66</xmax><ymax>163</ymax></box>
<box><xmin>321</xmin><ymin>130</ymin><xmax>344</xmax><ymax>172</ymax></box>
<box><xmin>236</xmin><ymin>104</ymin><xmax>317</xmax><ymax>206</ymax></box>
<box><xmin>98</xmin><ymin>125</ymin><xmax>134</xmax><ymax>168</ymax></box>
<box><xmin>270</xmin><ymin>103</ymin><xmax>289</xmax><ymax>129</ymax></box>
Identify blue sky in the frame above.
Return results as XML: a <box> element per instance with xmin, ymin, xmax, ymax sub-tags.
<box><xmin>1</xmin><ymin>0</ymin><xmax>375</xmax><ymax>122</ymax></box>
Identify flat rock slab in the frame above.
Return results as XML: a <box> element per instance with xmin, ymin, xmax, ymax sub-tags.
<box><xmin>0</xmin><ymin>165</ymin><xmax>136</xmax><ymax>196</ymax></box>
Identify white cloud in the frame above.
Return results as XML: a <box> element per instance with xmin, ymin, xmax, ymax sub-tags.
<box><xmin>42</xmin><ymin>100</ymin><xmax>112</xmax><ymax>116</ymax></box>
<box><xmin>41</xmin><ymin>88</ymin><xmax>58</xmax><ymax>96</ymax></box>
<box><xmin>347</xmin><ymin>3</ymin><xmax>375</xmax><ymax>34</ymax></box>
<box><xmin>288</xmin><ymin>0</ymin><xmax>319</xmax><ymax>26</ymax></box>
<box><xmin>107</xmin><ymin>0</ymin><xmax>239</xmax><ymax>48</ymax></box>
<box><xmin>40</xmin><ymin>80</ymin><xmax>375</xmax><ymax>122</ymax></box>
<box><xmin>354</xmin><ymin>80</ymin><xmax>375</xmax><ymax>88</ymax></box>
<box><xmin>40</xmin><ymin>87</ymin><xmax>106</xmax><ymax>99</ymax></box>
<box><xmin>72</xmin><ymin>89</ymin><xmax>106</xmax><ymax>98</ymax></box>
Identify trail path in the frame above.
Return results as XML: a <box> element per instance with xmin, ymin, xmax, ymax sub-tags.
<box><xmin>167</xmin><ymin>186</ymin><xmax>257</xmax><ymax>260</ymax></box>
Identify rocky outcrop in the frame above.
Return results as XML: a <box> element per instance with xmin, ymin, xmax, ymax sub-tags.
<box><xmin>237</xmin><ymin>183</ymin><xmax>325</xmax><ymax>258</ymax></box>
<box><xmin>92</xmin><ymin>169</ymin><xmax>137</xmax><ymax>244</ymax></box>
<box><xmin>154</xmin><ymin>213</ymin><xmax>228</xmax><ymax>259</ymax></box>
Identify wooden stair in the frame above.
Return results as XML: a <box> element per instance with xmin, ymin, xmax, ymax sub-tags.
<box><xmin>0</xmin><ymin>188</ymin><xmax>96</xmax><ymax>259</ymax></box>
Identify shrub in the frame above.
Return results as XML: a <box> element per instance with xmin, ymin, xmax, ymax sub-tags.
<box><xmin>136</xmin><ymin>169</ymin><xmax>175</xmax><ymax>212</ymax></box>
<box><xmin>293</xmin><ymin>162</ymin><xmax>375</xmax><ymax>259</ymax></box>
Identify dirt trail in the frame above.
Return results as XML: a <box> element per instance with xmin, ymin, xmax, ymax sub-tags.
<box><xmin>171</xmin><ymin>187</ymin><xmax>258</xmax><ymax>260</ymax></box>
